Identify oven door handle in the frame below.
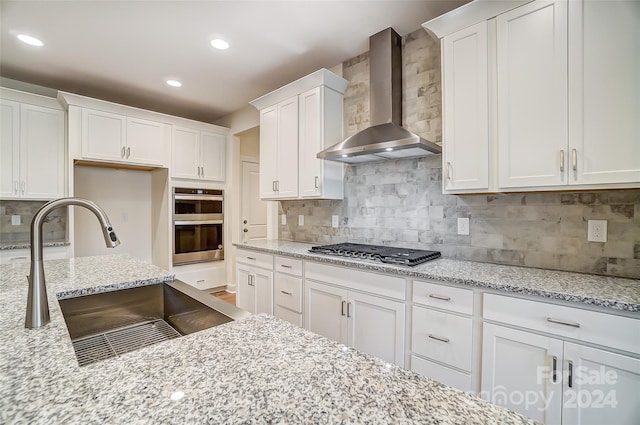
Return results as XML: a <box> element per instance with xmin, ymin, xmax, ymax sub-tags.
<box><xmin>174</xmin><ymin>220</ymin><xmax>223</xmax><ymax>225</ymax></box>
<box><xmin>174</xmin><ymin>195</ymin><xmax>224</xmax><ymax>201</ymax></box>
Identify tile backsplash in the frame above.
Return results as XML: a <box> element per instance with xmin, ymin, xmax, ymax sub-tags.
<box><xmin>278</xmin><ymin>28</ymin><xmax>640</xmax><ymax>279</ymax></box>
<box><xmin>279</xmin><ymin>156</ymin><xmax>640</xmax><ymax>278</ymax></box>
<box><xmin>0</xmin><ymin>200</ymin><xmax>67</xmax><ymax>244</ymax></box>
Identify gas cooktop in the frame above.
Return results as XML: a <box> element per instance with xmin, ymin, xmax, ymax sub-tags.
<box><xmin>309</xmin><ymin>243</ymin><xmax>441</xmax><ymax>267</ymax></box>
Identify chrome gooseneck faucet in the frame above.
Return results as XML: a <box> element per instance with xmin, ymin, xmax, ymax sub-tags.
<box><xmin>25</xmin><ymin>198</ymin><xmax>120</xmax><ymax>329</ymax></box>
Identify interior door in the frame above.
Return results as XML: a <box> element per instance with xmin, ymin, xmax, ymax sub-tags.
<box><xmin>241</xmin><ymin>160</ymin><xmax>267</xmax><ymax>242</ymax></box>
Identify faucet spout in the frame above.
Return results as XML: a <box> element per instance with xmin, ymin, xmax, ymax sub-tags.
<box><xmin>25</xmin><ymin>198</ymin><xmax>120</xmax><ymax>329</ymax></box>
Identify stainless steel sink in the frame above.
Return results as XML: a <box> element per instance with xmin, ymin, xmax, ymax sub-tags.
<box><xmin>58</xmin><ymin>280</ymin><xmax>250</xmax><ymax>366</ymax></box>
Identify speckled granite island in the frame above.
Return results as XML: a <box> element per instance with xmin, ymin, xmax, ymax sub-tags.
<box><xmin>235</xmin><ymin>240</ymin><xmax>640</xmax><ymax>313</ymax></box>
<box><xmin>0</xmin><ymin>254</ymin><xmax>534</xmax><ymax>424</ymax></box>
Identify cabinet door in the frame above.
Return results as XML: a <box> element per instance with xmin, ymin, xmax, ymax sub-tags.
<box><xmin>20</xmin><ymin>104</ymin><xmax>64</xmax><ymax>199</ymax></box>
<box><xmin>81</xmin><ymin>108</ymin><xmax>126</xmax><ymax>162</ymax></box>
<box><xmin>236</xmin><ymin>265</ymin><xmax>255</xmax><ymax>314</ymax></box>
<box><xmin>0</xmin><ymin>100</ymin><xmax>19</xmax><ymax>198</ymax></box>
<box><xmin>171</xmin><ymin>126</ymin><xmax>200</xmax><ymax>179</ymax></box>
<box><xmin>348</xmin><ymin>291</ymin><xmax>405</xmax><ymax>367</ymax></box>
<box><xmin>442</xmin><ymin>21</ymin><xmax>489</xmax><ymax>192</ymax></box>
<box><xmin>259</xmin><ymin>105</ymin><xmax>278</xmax><ymax>198</ymax></box>
<box><xmin>298</xmin><ymin>87</ymin><xmax>323</xmax><ymax>198</ymax></box>
<box><xmin>568</xmin><ymin>0</ymin><xmax>640</xmax><ymax>185</ymax></box>
<box><xmin>497</xmin><ymin>0</ymin><xmax>568</xmax><ymax>189</ymax></box>
<box><xmin>481</xmin><ymin>323</ymin><xmax>563</xmax><ymax>424</ymax></box>
<box><xmin>253</xmin><ymin>268</ymin><xmax>273</xmax><ymax>315</ymax></box>
<box><xmin>200</xmin><ymin>131</ymin><xmax>226</xmax><ymax>182</ymax></box>
<box><xmin>126</xmin><ymin>117</ymin><xmax>165</xmax><ymax>166</ymax></box>
<box><xmin>276</xmin><ymin>97</ymin><xmax>299</xmax><ymax>198</ymax></box>
<box><xmin>562</xmin><ymin>342</ymin><xmax>640</xmax><ymax>425</ymax></box>
<box><xmin>305</xmin><ymin>280</ymin><xmax>348</xmax><ymax>344</ymax></box>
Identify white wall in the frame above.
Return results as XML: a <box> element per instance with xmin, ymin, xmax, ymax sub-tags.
<box><xmin>73</xmin><ymin>166</ymin><xmax>152</xmax><ymax>262</ymax></box>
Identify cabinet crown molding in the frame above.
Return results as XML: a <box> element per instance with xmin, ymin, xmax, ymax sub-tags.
<box><xmin>422</xmin><ymin>0</ymin><xmax>533</xmax><ymax>39</ymax></box>
<box><xmin>250</xmin><ymin>68</ymin><xmax>348</xmax><ymax>111</ymax></box>
<box><xmin>58</xmin><ymin>91</ymin><xmax>229</xmax><ymax>134</ymax></box>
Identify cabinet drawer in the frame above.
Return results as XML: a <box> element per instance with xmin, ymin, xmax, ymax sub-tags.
<box><xmin>413</xmin><ymin>280</ymin><xmax>473</xmax><ymax>315</ymax></box>
<box><xmin>484</xmin><ymin>293</ymin><xmax>640</xmax><ymax>354</ymax></box>
<box><xmin>274</xmin><ymin>305</ymin><xmax>303</xmax><ymax>327</ymax></box>
<box><xmin>411</xmin><ymin>355</ymin><xmax>473</xmax><ymax>393</ymax></box>
<box><xmin>412</xmin><ymin>306</ymin><xmax>473</xmax><ymax>371</ymax></box>
<box><xmin>305</xmin><ymin>261</ymin><xmax>406</xmax><ymax>301</ymax></box>
<box><xmin>275</xmin><ymin>255</ymin><xmax>302</xmax><ymax>276</ymax></box>
<box><xmin>274</xmin><ymin>273</ymin><xmax>303</xmax><ymax>313</ymax></box>
<box><xmin>236</xmin><ymin>249</ymin><xmax>273</xmax><ymax>270</ymax></box>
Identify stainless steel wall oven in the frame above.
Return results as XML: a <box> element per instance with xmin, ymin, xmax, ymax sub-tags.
<box><xmin>173</xmin><ymin>188</ymin><xmax>223</xmax><ymax>265</ymax></box>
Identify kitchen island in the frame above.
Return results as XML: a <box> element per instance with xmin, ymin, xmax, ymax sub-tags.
<box><xmin>0</xmin><ymin>254</ymin><xmax>534</xmax><ymax>424</ymax></box>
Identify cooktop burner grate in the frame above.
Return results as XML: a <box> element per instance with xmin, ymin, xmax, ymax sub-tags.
<box><xmin>309</xmin><ymin>243</ymin><xmax>441</xmax><ymax>266</ymax></box>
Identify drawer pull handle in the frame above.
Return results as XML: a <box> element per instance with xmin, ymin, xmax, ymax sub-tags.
<box><xmin>347</xmin><ymin>302</ymin><xmax>352</xmax><ymax>318</ymax></box>
<box><xmin>546</xmin><ymin>317</ymin><xmax>580</xmax><ymax>328</ymax></box>
<box><xmin>429</xmin><ymin>294</ymin><xmax>451</xmax><ymax>301</ymax></box>
<box><xmin>341</xmin><ymin>300</ymin><xmax>346</xmax><ymax>316</ymax></box>
<box><xmin>552</xmin><ymin>356</ymin><xmax>557</xmax><ymax>383</ymax></box>
<box><xmin>280</xmin><ymin>290</ymin><xmax>292</xmax><ymax>296</ymax></box>
<box><xmin>280</xmin><ymin>264</ymin><xmax>293</xmax><ymax>269</ymax></box>
<box><xmin>246</xmin><ymin>256</ymin><xmax>256</xmax><ymax>261</ymax></box>
<box><xmin>428</xmin><ymin>334</ymin><xmax>450</xmax><ymax>343</ymax></box>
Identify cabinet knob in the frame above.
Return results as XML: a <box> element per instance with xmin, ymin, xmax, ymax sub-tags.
<box><xmin>243</xmin><ymin>228</ymin><xmax>248</xmax><ymax>233</ymax></box>
<box><xmin>243</xmin><ymin>220</ymin><xmax>248</xmax><ymax>224</ymax></box>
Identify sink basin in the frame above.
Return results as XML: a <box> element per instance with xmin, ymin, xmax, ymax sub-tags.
<box><xmin>58</xmin><ymin>280</ymin><xmax>250</xmax><ymax>366</ymax></box>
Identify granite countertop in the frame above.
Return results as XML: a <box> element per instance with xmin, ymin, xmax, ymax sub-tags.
<box><xmin>0</xmin><ymin>240</ymin><xmax>70</xmax><ymax>250</ymax></box>
<box><xmin>0</xmin><ymin>254</ymin><xmax>534</xmax><ymax>424</ymax></box>
<box><xmin>235</xmin><ymin>240</ymin><xmax>640</xmax><ymax>313</ymax></box>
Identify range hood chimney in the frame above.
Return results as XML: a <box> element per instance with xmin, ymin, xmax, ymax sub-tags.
<box><xmin>317</xmin><ymin>28</ymin><xmax>441</xmax><ymax>164</ymax></box>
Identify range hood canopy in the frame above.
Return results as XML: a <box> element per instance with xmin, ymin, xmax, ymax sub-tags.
<box><xmin>318</xmin><ymin>27</ymin><xmax>441</xmax><ymax>164</ymax></box>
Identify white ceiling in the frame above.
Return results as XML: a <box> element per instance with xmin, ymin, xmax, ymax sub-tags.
<box><xmin>0</xmin><ymin>0</ymin><xmax>468</xmax><ymax>123</ymax></box>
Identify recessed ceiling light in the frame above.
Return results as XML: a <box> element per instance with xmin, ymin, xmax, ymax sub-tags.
<box><xmin>210</xmin><ymin>38</ymin><xmax>229</xmax><ymax>50</ymax></box>
<box><xmin>385</xmin><ymin>147</ymin><xmax>393</xmax><ymax>151</ymax></box>
<box><xmin>17</xmin><ymin>34</ymin><xmax>43</xmax><ymax>47</ymax></box>
<box><xmin>341</xmin><ymin>154</ymin><xmax>348</xmax><ymax>158</ymax></box>
<box><xmin>166</xmin><ymin>79</ymin><xmax>182</xmax><ymax>88</ymax></box>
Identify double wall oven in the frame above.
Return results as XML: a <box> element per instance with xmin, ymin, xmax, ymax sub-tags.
<box><xmin>173</xmin><ymin>188</ymin><xmax>224</xmax><ymax>265</ymax></box>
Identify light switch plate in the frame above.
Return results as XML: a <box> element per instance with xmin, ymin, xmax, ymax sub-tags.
<box><xmin>457</xmin><ymin>217</ymin><xmax>470</xmax><ymax>235</ymax></box>
<box><xmin>281</xmin><ymin>214</ymin><xmax>287</xmax><ymax>225</ymax></box>
<box><xmin>332</xmin><ymin>215</ymin><xmax>339</xmax><ymax>228</ymax></box>
<box><xmin>298</xmin><ymin>215</ymin><xmax>304</xmax><ymax>226</ymax></box>
<box><xmin>11</xmin><ymin>215</ymin><xmax>21</xmax><ymax>226</ymax></box>
<box><xmin>587</xmin><ymin>219</ymin><xmax>607</xmax><ymax>242</ymax></box>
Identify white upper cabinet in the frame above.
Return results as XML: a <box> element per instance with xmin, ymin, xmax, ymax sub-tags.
<box><xmin>257</xmin><ymin>97</ymin><xmax>299</xmax><ymax>199</ymax></box>
<box><xmin>496</xmin><ymin>0</ymin><xmax>568</xmax><ymax>189</ymax></box>
<box><xmin>442</xmin><ymin>21</ymin><xmax>490</xmax><ymax>192</ymax></box>
<box><xmin>172</xmin><ymin>126</ymin><xmax>226</xmax><ymax>182</ymax></box>
<box><xmin>425</xmin><ymin>0</ymin><xmax>640</xmax><ymax>193</ymax></box>
<box><xmin>1</xmin><ymin>93</ymin><xmax>65</xmax><ymax>200</ymax></box>
<box><xmin>251</xmin><ymin>68</ymin><xmax>348</xmax><ymax>200</ymax></box>
<box><xmin>567</xmin><ymin>0</ymin><xmax>640</xmax><ymax>185</ymax></box>
<box><xmin>81</xmin><ymin>108</ymin><xmax>167</xmax><ymax>167</ymax></box>
<box><xmin>298</xmin><ymin>86</ymin><xmax>344</xmax><ymax>199</ymax></box>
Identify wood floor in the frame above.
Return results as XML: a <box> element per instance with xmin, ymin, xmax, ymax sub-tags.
<box><xmin>211</xmin><ymin>290</ymin><xmax>236</xmax><ymax>305</ymax></box>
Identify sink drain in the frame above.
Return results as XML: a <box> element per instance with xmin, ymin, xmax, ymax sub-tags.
<box><xmin>71</xmin><ymin>319</ymin><xmax>181</xmax><ymax>366</ymax></box>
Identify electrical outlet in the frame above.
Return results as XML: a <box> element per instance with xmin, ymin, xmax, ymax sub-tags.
<box><xmin>298</xmin><ymin>215</ymin><xmax>304</xmax><ymax>226</ymax></box>
<box><xmin>457</xmin><ymin>217</ymin><xmax>470</xmax><ymax>235</ymax></box>
<box><xmin>588</xmin><ymin>219</ymin><xmax>607</xmax><ymax>242</ymax></box>
<box><xmin>11</xmin><ymin>215</ymin><xmax>21</xmax><ymax>226</ymax></box>
<box><xmin>332</xmin><ymin>215</ymin><xmax>339</xmax><ymax>228</ymax></box>
<box><xmin>281</xmin><ymin>214</ymin><xmax>287</xmax><ymax>225</ymax></box>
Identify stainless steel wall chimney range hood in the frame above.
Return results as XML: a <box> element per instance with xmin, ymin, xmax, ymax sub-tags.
<box><xmin>317</xmin><ymin>28</ymin><xmax>441</xmax><ymax>164</ymax></box>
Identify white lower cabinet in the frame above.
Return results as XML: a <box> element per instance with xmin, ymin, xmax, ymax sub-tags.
<box><xmin>273</xmin><ymin>256</ymin><xmax>303</xmax><ymax>327</ymax></box>
<box><xmin>304</xmin><ymin>263</ymin><xmax>406</xmax><ymax>367</ymax></box>
<box><xmin>236</xmin><ymin>250</ymin><xmax>274</xmax><ymax>315</ymax></box>
<box><xmin>410</xmin><ymin>280</ymin><xmax>477</xmax><ymax>392</ymax></box>
<box><xmin>482</xmin><ymin>293</ymin><xmax>640</xmax><ymax>425</ymax></box>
